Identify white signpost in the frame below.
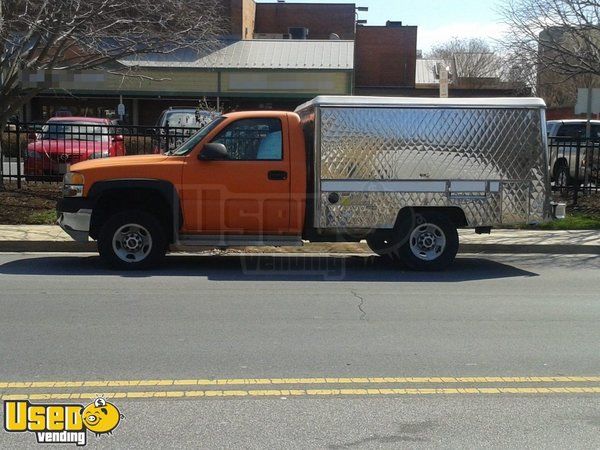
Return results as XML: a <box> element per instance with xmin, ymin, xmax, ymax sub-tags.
<box><xmin>574</xmin><ymin>88</ymin><xmax>600</xmax><ymax>138</ymax></box>
<box><xmin>117</xmin><ymin>94</ymin><xmax>125</xmax><ymax>122</ymax></box>
<box><xmin>574</xmin><ymin>88</ymin><xmax>600</xmax><ymax>115</ymax></box>
<box><xmin>439</xmin><ymin>65</ymin><xmax>449</xmax><ymax>98</ymax></box>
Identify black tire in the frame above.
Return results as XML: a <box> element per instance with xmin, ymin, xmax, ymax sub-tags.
<box><xmin>366</xmin><ymin>233</ymin><xmax>401</xmax><ymax>258</ymax></box>
<box><xmin>98</xmin><ymin>210</ymin><xmax>167</xmax><ymax>270</ymax></box>
<box><xmin>554</xmin><ymin>162</ymin><xmax>571</xmax><ymax>187</ymax></box>
<box><xmin>396</xmin><ymin>212</ymin><xmax>459</xmax><ymax>271</ymax></box>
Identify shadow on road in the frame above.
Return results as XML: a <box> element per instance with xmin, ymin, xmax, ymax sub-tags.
<box><xmin>0</xmin><ymin>254</ymin><xmax>539</xmax><ymax>282</ymax></box>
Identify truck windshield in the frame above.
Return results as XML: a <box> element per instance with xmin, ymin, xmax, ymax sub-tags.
<box><xmin>168</xmin><ymin>117</ymin><xmax>225</xmax><ymax>156</ymax></box>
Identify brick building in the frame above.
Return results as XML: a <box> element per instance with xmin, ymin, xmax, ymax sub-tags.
<box><xmin>355</xmin><ymin>22</ymin><xmax>418</xmax><ymax>95</ymax></box>
<box><xmin>254</xmin><ymin>2</ymin><xmax>357</xmax><ymax>39</ymax></box>
<box><xmin>25</xmin><ymin>1</ymin><xmax>422</xmax><ymax>124</ymax></box>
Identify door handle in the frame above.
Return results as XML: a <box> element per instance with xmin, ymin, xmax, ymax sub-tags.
<box><xmin>268</xmin><ymin>170</ymin><xmax>288</xmax><ymax>181</ymax></box>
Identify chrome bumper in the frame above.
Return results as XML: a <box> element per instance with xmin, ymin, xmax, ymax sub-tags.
<box><xmin>57</xmin><ymin>209</ymin><xmax>92</xmax><ymax>242</ymax></box>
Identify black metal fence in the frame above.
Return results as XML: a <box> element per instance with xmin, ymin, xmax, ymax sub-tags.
<box><xmin>548</xmin><ymin>136</ymin><xmax>600</xmax><ymax>205</ymax></box>
<box><xmin>1</xmin><ymin>120</ymin><xmax>202</xmax><ymax>185</ymax></box>
<box><xmin>2</xmin><ymin>122</ymin><xmax>600</xmax><ymax>206</ymax></box>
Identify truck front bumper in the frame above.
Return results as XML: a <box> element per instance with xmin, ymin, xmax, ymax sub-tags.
<box><xmin>56</xmin><ymin>198</ymin><xmax>94</xmax><ymax>242</ymax></box>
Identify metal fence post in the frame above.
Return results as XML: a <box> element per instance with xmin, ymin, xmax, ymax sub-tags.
<box><xmin>164</xmin><ymin>123</ymin><xmax>170</xmax><ymax>154</ymax></box>
<box><xmin>16</xmin><ymin>118</ymin><xmax>22</xmax><ymax>189</ymax></box>
<box><xmin>573</xmin><ymin>138</ymin><xmax>581</xmax><ymax>206</ymax></box>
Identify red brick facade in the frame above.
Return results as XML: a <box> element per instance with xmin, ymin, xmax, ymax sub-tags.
<box><xmin>254</xmin><ymin>3</ymin><xmax>356</xmax><ymax>40</ymax></box>
<box><xmin>355</xmin><ymin>25</ymin><xmax>418</xmax><ymax>89</ymax></box>
<box><xmin>229</xmin><ymin>0</ymin><xmax>257</xmax><ymax>39</ymax></box>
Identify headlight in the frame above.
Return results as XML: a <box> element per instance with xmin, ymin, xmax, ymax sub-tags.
<box><xmin>63</xmin><ymin>172</ymin><xmax>85</xmax><ymax>197</ymax></box>
<box><xmin>63</xmin><ymin>172</ymin><xmax>85</xmax><ymax>185</ymax></box>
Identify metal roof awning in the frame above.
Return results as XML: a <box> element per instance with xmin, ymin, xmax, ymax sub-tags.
<box><xmin>120</xmin><ymin>40</ymin><xmax>355</xmax><ymax>71</ymax></box>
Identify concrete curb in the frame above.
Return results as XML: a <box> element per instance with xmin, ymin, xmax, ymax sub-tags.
<box><xmin>0</xmin><ymin>242</ymin><xmax>97</xmax><ymax>253</ymax></box>
<box><xmin>459</xmin><ymin>244</ymin><xmax>600</xmax><ymax>255</ymax></box>
<box><xmin>0</xmin><ymin>241</ymin><xmax>598</xmax><ymax>255</ymax></box>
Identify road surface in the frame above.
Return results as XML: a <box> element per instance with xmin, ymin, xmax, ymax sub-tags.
<box><xmin>0</xmin><ymin>252</ymin><xmax>599</xmax><ymax>448</ymax></box>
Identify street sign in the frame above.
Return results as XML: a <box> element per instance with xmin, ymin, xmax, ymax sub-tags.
<box><xmin>575</xmin><ymin>88</ymin><xmax>600</xmax><ymax>115</ymax></box>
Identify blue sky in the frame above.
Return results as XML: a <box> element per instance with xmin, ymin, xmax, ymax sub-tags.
<box><xmin>256</xmin><ymin>0</ymin><xmax>506</xmax><ymax>53</ymax></box>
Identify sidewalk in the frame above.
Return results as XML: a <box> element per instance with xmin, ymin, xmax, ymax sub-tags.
<box><xmin>0</xmin><ymin>225</ymin><xmax>599</xmax><ymax>254</ymax></box>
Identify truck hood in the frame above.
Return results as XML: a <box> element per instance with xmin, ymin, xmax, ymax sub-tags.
<box><xmin>70</xmin><ymin>154</ymin><xmax>170</xmax><ymax>172</ymax></box>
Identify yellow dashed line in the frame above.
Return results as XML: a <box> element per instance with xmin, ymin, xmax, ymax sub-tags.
<box><xmin>2</xmin><ymin>376</ymin><xmax>600</xmax><ymax>389</ymax></box>
<box><xmin>2</xmin><ymin>386</ymin><xmax>600</xmax><ymax>401</ymax></box>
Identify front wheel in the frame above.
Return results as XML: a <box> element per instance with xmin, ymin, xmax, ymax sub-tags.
<box><xmin>397</xmin><ymin>212</ymin><xmax>459</xmax><ymax>271</ymax></box>
<box><xmin>98</xmin><ymin>210</ymin><xmax>167</xmax><ymax>270</ymax></box>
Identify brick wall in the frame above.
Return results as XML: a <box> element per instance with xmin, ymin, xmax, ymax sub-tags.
<box><xmin>242</xmin><ymin>0</ymin><xmax>256</xmax><ymax>40</ymax></box>
<box><xmin>230</xmin><ymin>0</ymin><xmax>256</xmax><ymax>39</ymax></box>
<box><xmin>254</xmin><ymin>3</ymin><xmax>356</xmax><ymax>39</ymax></box>
<box><xmin>355</xmin><ymin>25</ymin><xmax>418</xmax><ymax>88</ymax></box>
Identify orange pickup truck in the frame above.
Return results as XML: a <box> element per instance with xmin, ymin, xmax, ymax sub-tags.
<box><xmin>57</xmin><ymin>96</ymin><xmax>551</xmax><ymax>270</ymax></box>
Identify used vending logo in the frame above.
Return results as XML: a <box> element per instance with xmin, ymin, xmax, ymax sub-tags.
<box><xmin>4</xmin><ymin>397</ymin><xmax>123</xmax><ymax>446</ymax></box>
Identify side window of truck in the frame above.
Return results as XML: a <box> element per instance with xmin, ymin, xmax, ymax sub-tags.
<box><xmin>210</xmin><ymin>118</ymin><xmax>283</xmax><ymax>161</ymax></box>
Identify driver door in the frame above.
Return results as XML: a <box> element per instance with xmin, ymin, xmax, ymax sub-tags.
<box><xmin>181</xmin><ymin>116</ymin><xmax>291</xmax><ymax>235</ymax></box>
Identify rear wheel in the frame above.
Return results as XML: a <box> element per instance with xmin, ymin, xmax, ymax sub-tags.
<box><xmin>366</xmin><ymin>233</ymin><xmax>398</xmax><ymax>258</ymax></box>
<box><xmin>397</xmin><ymin>212</ymin><xmax>459</xmax><ymax>271</ymax></box>
<box><xmin>98</xmin><ymin>210</ymin><xmax>167</xmax><ymax>270</ymax></box>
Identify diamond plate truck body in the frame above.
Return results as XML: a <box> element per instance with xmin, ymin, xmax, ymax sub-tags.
<box><xmin>295</xmin><ymin>96</ymin><xmax>551</xmax><ymax>231</ymax></box>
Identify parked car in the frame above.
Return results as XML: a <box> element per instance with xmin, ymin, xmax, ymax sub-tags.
<box><xmin>547</xmin><ymin>119</ymin><xmax>600</xmax><ymax>186</ymax></box>
<box><xmin>57</xmin><ymin>96</ymin><xmax>551</xmax><ymax>271</ymax></box>
<box><xmin>24</xmin><ymin>117</ymin><xmax>125</xmax><ymax>180</ymax></box>
<box><xmin>151</xmin><ymin>108</ymin><xmax>218</xmax><ymax>153</ymax></box>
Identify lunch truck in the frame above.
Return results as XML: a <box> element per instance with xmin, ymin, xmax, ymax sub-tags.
<box><xmin>57</xmin><ymin>96</ymin><xmax>551</xmax><ymax>270</ymax></box>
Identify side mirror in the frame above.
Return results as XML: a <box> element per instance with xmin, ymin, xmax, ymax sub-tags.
<box><xmin>113</xmin><ymin>134</ymin><xmax>124</xmax><ymax>142</ymax></box>
<box><xmin>199</xmin><ymin>143</ymin><xmax>229</xmax><ymax>161</ymax></box>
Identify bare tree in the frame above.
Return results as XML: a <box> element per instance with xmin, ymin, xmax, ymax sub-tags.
<box><xmin>500</xmin><ymin>0</ymin><xmax>600</xmax><ymax>79</ymax></box>
<box><xmin>0</xmin><ymin>0</ymin><xmax>227</xmax><ymax>187</ymax></box>
<box><xmin>428</xmin><ymin>38</ymin><xmax>505</xmax><ymax>79</ymax></box>
<box><xmin>499</xmin><ymin>0</ymin><xmax>600</xmax><ymax>107</ymax></box>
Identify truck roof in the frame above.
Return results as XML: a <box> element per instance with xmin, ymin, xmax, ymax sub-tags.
<box><xmin>547</xmin><ymin>119</ymin><xmax>600</xmax><ymax>124</ymax></box>
<box><xmin>295</xmin><ymin>96</ymin><xmax>546</xmax><ymax>111</ymax></box>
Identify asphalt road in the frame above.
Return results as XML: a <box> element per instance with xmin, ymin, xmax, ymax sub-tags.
<box><xmin>0</xmin><ymin>251</ymin><xmax>599</xmax><ymax>448</ymax></box>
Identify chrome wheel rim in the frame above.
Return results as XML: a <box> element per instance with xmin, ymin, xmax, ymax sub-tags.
<box><xmin>409</xmin><ymin>223</ymin><xmax>446</xmax><ymax>261</ymax></box>
<box><xmin>112</xmin><ymin>224</ymin><xmax>152</xmax><ymax>263</ymax></box>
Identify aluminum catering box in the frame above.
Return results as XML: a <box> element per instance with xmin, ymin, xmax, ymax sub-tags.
<box><xmin>295</xmin><ymin>96</ymin><xmax>551</xmax><ymax>231</ymax></box>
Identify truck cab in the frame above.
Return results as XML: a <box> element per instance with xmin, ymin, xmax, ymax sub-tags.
<box><xmin>58</xmin><ymin>111</ymin><xmax>307</xmax><ymax>268</ymax></box>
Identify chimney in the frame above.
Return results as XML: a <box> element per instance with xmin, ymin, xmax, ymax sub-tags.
<box><xmin>386</xmin><ymin>21</ymin><xmax>403</xmax><ymax>27</ymax></box>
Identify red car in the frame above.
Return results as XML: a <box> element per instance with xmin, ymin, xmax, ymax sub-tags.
<box><xmin>25</xmin><ymin>117</ymin><xmax>125</xmax><ymax>180</ymax></box>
